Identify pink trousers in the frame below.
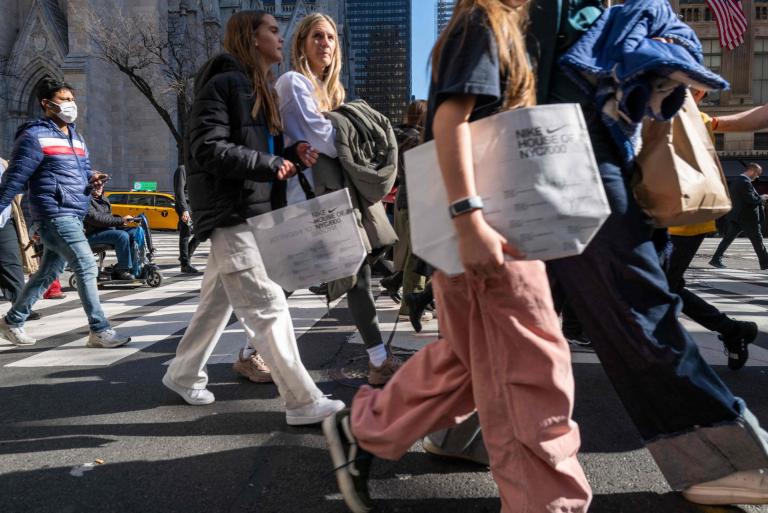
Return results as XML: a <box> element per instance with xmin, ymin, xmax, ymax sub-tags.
<box><xmin>351</xmin><ymin>261</ymin><xmax>592</xmax><ymax>512</ymax></box>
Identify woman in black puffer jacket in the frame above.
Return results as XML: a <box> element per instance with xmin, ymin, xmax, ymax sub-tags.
<box><xmin>163</xmin><ymin>10</ymin><xmax>345</xmax><ymax>426</ymax></box>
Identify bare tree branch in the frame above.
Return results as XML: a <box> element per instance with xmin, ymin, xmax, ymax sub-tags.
<box><xmin>85</xmin><ymin>6</ymin><xmax>220</xmax><ymax>155</ymax></box>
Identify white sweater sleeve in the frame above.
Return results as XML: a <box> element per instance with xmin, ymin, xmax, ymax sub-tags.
<box><xmin>276</xmin><ymin>72</ymin><xmax>337</xmax><ymax>158</ymax></box>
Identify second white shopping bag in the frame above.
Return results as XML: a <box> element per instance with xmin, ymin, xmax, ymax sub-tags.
<box><xmin>404</xmin><ymin>103</ymin><xmax>611</xmax><ymax>275</ymax></box>
<box><xmin>246</xmin><ymin>189</ymin><xmax>366</xmax><ymax>291</ymax></box>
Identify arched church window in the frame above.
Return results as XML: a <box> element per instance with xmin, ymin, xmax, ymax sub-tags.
<box><xmin>26</xmin><ymin>78</ymin><xmax>46</xmax><ymax>121</ymax></box>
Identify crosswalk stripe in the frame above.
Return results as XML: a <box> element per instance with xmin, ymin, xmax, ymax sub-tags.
<box><xmin>2</xmin><ymin>274</ymin><xmax>204</xmax><ymax>365</ymax></box>
<box><xmin>4</xmin><ymin>275</ymin><xmax>345</xmax><ymax>368</ymax></box>
<box><xmin>6</xmin><ymin>297</ymin><xmax>199</xmax><ymax>367</ymax></box>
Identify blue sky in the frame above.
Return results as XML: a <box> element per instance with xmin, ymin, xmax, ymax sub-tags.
<box><xmin>411</xmin><ymin>0</ymin><xmax>438</xmax><ymax>99</ymax></box>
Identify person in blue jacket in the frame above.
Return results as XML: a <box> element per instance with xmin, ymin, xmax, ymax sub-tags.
<box><xmin>0</xmin><ymin>78</ymin><xmax>131</xmax><ymax>349</ymax></box>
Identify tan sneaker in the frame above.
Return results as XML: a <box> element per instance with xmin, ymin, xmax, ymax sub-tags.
<box><xmin>368</xmin><ymin>354</ymin><xmax>403</xmax><ymax>386</ymax></box>
<box><xmin>233</xmin><ymin>349</ymin><xmax>273</xmax><ymax>383</ymax></box>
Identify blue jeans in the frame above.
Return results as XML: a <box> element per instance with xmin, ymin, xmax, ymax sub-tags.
<box><xmin>88</xmin><ymin>228</ymin><xmax>136</xmax><ymax>273</ymax></box>
<box><xmin>5</xmin><ymin>216</ymin><xmax>110</xmax><ymax>332</ymax></box>
<box><xmin>547</xmin><ymin>115</ymin><xmax>768</xmax><ymax>489</ymax></box>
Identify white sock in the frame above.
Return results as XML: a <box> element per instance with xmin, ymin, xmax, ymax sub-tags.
<box><xmin>367</xmin><ymin>343</ymin><xmax>388</xmax><ymax>367</ymax></box>
<box><xmin>241</xmin><ymin>342</ymin><xmax>257</xmax><ymax>359</ymax></box>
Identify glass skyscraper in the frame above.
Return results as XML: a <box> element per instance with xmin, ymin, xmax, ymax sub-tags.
<box><xmin>436</xmin><ymin>0</ymin><xmax>455</xmax><ymax>37</ymax></box>
<box><xmin>345</xmin><ymin>0</ymin><xmax>412</xmax><ymax>122</ymax></box>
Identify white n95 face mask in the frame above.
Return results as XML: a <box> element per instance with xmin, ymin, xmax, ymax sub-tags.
<box><xmin>54</xmin><ymin>101</ymin><xmax>78</xmax><ymax>124</ymax></box>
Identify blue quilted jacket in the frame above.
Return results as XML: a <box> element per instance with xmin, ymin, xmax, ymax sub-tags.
<box><xmin>559</xmin><ymin>0</ymin><xmax>729</xmax><ymax>163</ymax></box>
<box><xmin>0</xmin><ymin>118</ymin><xmax>92</xmax><ymax>222</ymax></box>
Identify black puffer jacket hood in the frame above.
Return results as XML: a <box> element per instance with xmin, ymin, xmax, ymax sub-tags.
<box><xmin>185</xmin><ymin>53</ymin><xmax>286</xmax><ymax>241</ymax></box>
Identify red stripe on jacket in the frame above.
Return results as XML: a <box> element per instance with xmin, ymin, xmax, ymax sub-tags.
<box><xmin>42</xmin><ymin>146</ymin><xmax>86</xmax><ymax>157</ymax></box>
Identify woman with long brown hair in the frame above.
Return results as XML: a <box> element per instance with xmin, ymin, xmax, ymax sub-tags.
<box><xmin>162</xmin><ymin>10</ymin><xmax>345</xmax><ymax>426</ymax></box>
<box><xmin>322</xmin><ymin>1</ymin><xmax>591</xmax><ymax>511</ymax></box>
<box><xmin>275</xmin><ymin>13</ymin><xmax>402</xmax><ymax>386</ymax></box>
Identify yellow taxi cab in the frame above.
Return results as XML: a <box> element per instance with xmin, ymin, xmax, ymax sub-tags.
<box><xmin>104</xmin><ymin>191</ymin><xmax>179</xmax><ymax>230</ymax></box>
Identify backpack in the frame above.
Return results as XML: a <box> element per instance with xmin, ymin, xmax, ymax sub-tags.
<box><xmin>528</xmin><ymin>0</ymin><xmax>604</xmax><ymax>103</ymax></box>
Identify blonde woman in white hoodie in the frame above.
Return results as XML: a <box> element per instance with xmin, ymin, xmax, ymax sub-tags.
<box><xmin>275</xmin><ymin>13</ymin><xmax>401</xmax><ymax>386</ymax></box>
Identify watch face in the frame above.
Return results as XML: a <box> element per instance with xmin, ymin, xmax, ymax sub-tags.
<box><xmin>449</xmin><ymin>197</ymin><xmax>484</xmax><ymax>218</ymax></box>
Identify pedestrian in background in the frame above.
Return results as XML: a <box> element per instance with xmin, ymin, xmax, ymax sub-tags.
<box><xmin>0</xmin><ymin>158</ymin><xmax>41</xmax><ymax>320</ymax></box>
<box><xmin>162</xmin><ymin>10</ymin><xmax>346</xmax><ymax>426</ymax></box>
<box><xmin>662</xmin><ymin>89</ymin><xmax>763</xmax><ymax>370</ymax></box>
<box><xmin>0</xmin><ymin>78</ymin><xmax>130</xmax><ymax>348</ymax></box>
<box><xmin>84</xmin><ymin>177</ymin><xmax>140</xmax><ymax>281</ymax></box>
<box><xmin>323</xmin><ymin>1</ymin><xmax>591</xmax><ymax>512</ymax></box>
<box><xmin>276</xmin><ymin>13</ymin><xmax>402</xmax><ymax>386</ymax></box>
<box><xmin>710</xmin><ymin>162</ymin><xmax>768</xmax><ymax>270</ymax></box>
<box><xmin>379</xmin><ymin>100</ymin><xmax>435</xmax><ymax>327</ymax></box>
<box><xmin>0</xmin><ymin>157</ymin><xmax>26</xmax><ymax>307</ymax></box>
<box><xmin>173</xmin><ymin>164</ymin><xmax>200</xmax><ymax>274</ymax></box>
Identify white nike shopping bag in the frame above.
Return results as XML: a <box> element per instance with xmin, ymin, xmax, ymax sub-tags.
<box><xmin>247</xmin><ymin>189</ymin><xmax>366</xmax><ymax>291</ymax></box>
<box><xmin>405</xmin><ymin>104</ymin><xmax>610</xmax><ymax>275</ymax></box>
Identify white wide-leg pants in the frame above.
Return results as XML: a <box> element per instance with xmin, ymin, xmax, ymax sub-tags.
<box><xmin>166</xmin><ymin>222</ymin><xmax>323</xmax><ymax>409</ymax></box>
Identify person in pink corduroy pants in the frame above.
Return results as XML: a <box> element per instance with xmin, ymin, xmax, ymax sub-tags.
<box><xmin>322</xmin><ymin>1</ymin><xmax>592</xmax><ymax>512</ymax></box>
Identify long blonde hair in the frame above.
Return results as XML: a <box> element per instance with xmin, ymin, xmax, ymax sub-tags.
<box><xmin>291</xmin><ymin>13</ymin><xmax>346</xmax><ymax>112</ymax></box>
<box><xmin>223</xmin><ymin>10</ymin><xmax>283</xmax><ymax>134</ymax></box>
<box><xmin>432</xmin><ymin>0</ymin><xmax>535</xmax><ymax>110</ymax></box>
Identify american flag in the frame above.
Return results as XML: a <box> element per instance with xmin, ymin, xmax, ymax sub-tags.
<box><xmin>705</xmin><ymin>0</ymin><xmax>748</xmax><ymax>50</ymax></box>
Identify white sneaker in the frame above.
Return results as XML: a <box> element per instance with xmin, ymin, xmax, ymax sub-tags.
<box><xmin>286</xmin><ymin>396</ymin><xmax>345</xmax><ymax>426</ymax></box>
<box><xmin>162</xmin><ymin>373</ymin><xmax>215</xmax><ymax>405</ymax></box>
<box><xmin>87</xmin><ymin>329</ymin><xmax>131</xmax><ymax>348</ymax></box>
<box><xmin>683</xmin><ymin>469</ymin><xmax>768</xmax><ymax>505</ymax></box>
<box><xmin>0</xmin><ymin>317</ymin><xmax>36</xmax><ymax>346</ymax></box>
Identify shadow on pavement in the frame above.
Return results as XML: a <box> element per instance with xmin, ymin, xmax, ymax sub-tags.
<box><xmin>590</xmin><ymin>492</ymin><xmax>751</xmax><ymax>513</ymax></box>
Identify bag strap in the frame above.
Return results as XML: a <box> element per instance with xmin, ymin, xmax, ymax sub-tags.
<box><xmin>297</xmin><ymin>170</ymin><xmax>316</xmax><ymax>200</ymax></box>
<box><xmin>558</xmin><ymin>0</ymin><xmax>568</xmax><ymax>38</ymax></box>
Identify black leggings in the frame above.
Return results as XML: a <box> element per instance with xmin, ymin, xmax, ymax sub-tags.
<box><xmin>346</xmin><ymin>263</ymin><xmax>383</xmax><ymax>349</ymax></box>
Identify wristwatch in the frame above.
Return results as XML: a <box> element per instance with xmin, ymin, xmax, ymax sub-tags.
<box><xmin>449</xmin><ymin>196</ymin><xmax>484</xmax><ymax>218</ymax></box>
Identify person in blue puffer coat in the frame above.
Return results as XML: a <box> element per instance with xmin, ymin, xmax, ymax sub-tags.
<box><xmin>0</xmin><ymin>78</ymin><xmax>131</xmax><ymax>349</ymax></box>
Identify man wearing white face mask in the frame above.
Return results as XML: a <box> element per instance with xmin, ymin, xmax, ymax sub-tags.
<box><xmin>0</xmin><ymin>78</ymin><xmax>131</xmax><ymax>348</ymax></box>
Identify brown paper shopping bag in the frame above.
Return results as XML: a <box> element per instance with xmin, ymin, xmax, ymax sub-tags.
<box><xmin>634</xmin><ymin>91</ymin><xmax>731</xmax><ymax>227</ymax></box>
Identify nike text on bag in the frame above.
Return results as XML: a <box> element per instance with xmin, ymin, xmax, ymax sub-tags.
<box><xmin>405</xmin><ymin>104</ymin><xmax>611</xmax><ymax>275</ymax></box>
<box><xmin>634</xmin><ymin>91</ymin><xmax>731</xmax><ymax>227</ymax></box>
<box><xmin>246</xmin><ymin>189</ymin><xmax>367</xmax><ymax>291</ymax></box>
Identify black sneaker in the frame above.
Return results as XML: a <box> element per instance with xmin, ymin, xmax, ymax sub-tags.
<box><xmin>379</xmin><ymin>272</ymin><xmax>402</xmax><ymax>303</ymax></box>
<box><xmin>404</xmin><ymin>291</ymin><xmax>432</xmax><ymax>333</ymax></box>
<box><xmin>322</xmin><ymin>409</ymin><xmax>374</xmax><ymax>513</ymax></box>
<box><xmin>564</xmin><ymin>332</ymin><xmax>594</xmax><ymax>349</ymax></box>
<box><xmin>709</xmin><ymin>258</ymin><xmax>726</xmax><ymax>269</ymax></box>
<box><xmin>27</xmin><ymin>311</ymin><xmax>42</xmax><ymax>321</ymax></box>
<box><xmin>180</xmin><ymin>264</ymin><xmax>200</xmax><ymax>275</ymax></box>
<box><xmin>309</xmin><ymin>283</ymin><xmax>328</xmax><ymax>296</ymax></box>
<box><xmin>111</xmin><ymin>270</ymin><xmax>135</xmax><ymax>281</ymax></box>
<box><xmin>719</xmin><ymin>321</ymin><xmax>758</xmax><ymax>370</ymax></box>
